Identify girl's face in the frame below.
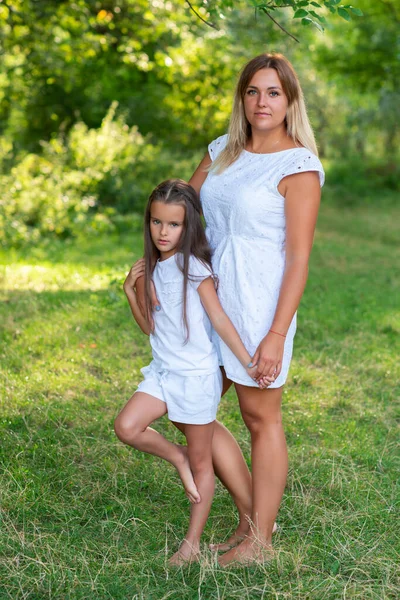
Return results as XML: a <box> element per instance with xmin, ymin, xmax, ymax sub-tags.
<box><xmin>150</xmin><ymin>201</ymin><xmax>185</xmax><ymax>261</ymax></box>
<box><xmin>243</xmin><ymin>68</ymin><xmax>288</xmax><ymax>134</ymax></box>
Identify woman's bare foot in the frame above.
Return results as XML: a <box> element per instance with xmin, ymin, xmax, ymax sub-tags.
<box><xmin>168</xmin><ymin>539</ymin><xmax>200</xmax><ymax>566</ymax></box>
<box><xmin>209</xmin><ymin>522</ymin><xmax>277</xmax><ymax>553</ymax></box>
<box><xmin>218</xmin><ymin>536</ymin><xmax>273</xmax><ymax>567</ymax></box>
<box><xmin>174</xmin><ymin>445</ymin><xmax>201</xmax><ymax>504</ymax></box>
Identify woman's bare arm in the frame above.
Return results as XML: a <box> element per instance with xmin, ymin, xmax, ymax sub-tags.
<box><xmin>189</xmin><ymin>152</ymin><xmax>212</xmax><ymax>194</ymax></box>
<box><xmin>253</xmin><ymin>170</ymin><xmax>321</xmax><ymax>380</ymax></box>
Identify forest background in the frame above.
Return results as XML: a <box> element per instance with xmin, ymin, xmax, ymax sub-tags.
<box><xmin>1</xmin><ymin>2</ymin><xmax>399</xmax><ymax>599</ymax></box>
<box><xmin>0</xmin><ymin>0</ymin><xmax>399</xmax><ymax>244</ymax></box>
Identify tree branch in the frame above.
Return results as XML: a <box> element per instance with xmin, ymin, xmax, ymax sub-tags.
<box><xmin>260</xmin><ymin>8</ymin><xmax>299</xmax><ymax>42</ymax></box>
<box><xmin>186</xmin><ymin>1</ymin><xmax>219</xmax><ymax>30</ymax></box>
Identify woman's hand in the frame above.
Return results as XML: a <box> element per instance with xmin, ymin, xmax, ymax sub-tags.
<box><xmin>123</xmin><ymin>258</ymin><xmax>146</xmax><ymax>294</ymax></box>
<box><xmin>251</xmin><ymin>332</ymin><xmax>285</xmax><ymax>383</ymax></box>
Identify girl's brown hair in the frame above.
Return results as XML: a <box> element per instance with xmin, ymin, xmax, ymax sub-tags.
<box><xmin>211</xmin><ymin>53</ymin><xmax>318</xmax><ymax>173</ymax></box>
<box><xmin>144</xmin><ymin>179</ymin><xmax>212</xmax><ymax>341</ymax></box>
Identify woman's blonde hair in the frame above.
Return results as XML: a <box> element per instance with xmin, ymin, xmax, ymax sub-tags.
<box><xmin>211</xmin><ymin>53</ymin><xmax>318</xmax><ymax>173</ymax></box>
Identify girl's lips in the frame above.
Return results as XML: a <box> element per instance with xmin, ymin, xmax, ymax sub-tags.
<box><xmin>158</xmin><ymin>240</ymin><xmax>169</xmax><ymax>245</ymax></box>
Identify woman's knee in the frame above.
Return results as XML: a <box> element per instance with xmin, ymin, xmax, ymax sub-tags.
<box><xmin>241</xmin><ymin>410</ymin><xmax>283</xmax><ymax>434</ymax></box>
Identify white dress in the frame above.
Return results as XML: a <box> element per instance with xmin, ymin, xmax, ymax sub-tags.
<box><xmin>200</xmin><ymin>134</ymin><xmax>325</xmax><ymax>388</ymax></box>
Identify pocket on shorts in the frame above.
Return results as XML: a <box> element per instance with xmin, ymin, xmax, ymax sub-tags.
<box><xmin>196</xmin><ymin>371</ymin><xmax>222</xmax><ymax>402</ymax></box>
<box><xmin>162</xmin><ymin>281</ymin><xmax>183</xmax><ymax>307</ymax></box>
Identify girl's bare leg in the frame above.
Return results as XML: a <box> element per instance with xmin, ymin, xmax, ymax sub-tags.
<box><xmin>219</xmin><ymin>385</ymin><xmax>287</xmax><ymax>566</ymax></box>
<box><xmin>173</xmin><ymin>368</ymin><xmax>253</xmax><ymax>551</ymax></box>
<box><xmin>169</xmin><ymin>422</ymin><xmax>215</xmax><ymax>566</ymax></box>
<box><xmin>114</xmin><ymin>392</ymin><xmax>200</xmax><ymax>503</ymax></box>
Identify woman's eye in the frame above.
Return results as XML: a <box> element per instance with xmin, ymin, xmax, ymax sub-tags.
<box><xmin>247</xmin><ymin>89</ymin><xmax>257</xmax><ymax>95</ymax></box>
<box><xmin>270</xmin><ymin>91</ymin><xmax>279</xmax><ymax>97</ymax></box>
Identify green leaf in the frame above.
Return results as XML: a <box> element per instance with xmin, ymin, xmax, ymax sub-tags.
<box><xmin>349</xmin><ymin>6</ymin><xmax>363</xmax><ymax>16</ymax></box>
<box><xmin>310</xmin><ymin>18</ymin><xmax>324</xmax><ymax>31</ymax></box>
<box><xmin>338</xmin><ymin>7</ymin><xmax>351</xmax><ymax>20</ymax></box>
<box><xmin>309</xmin><ymin>10</ymin><xmax>326</xmax><ymax>22</ymax></box>
<box><xmin>311</xmin><ymin>1</ymin><xmax>321</xmax><ymax>6</ymax></box>
<box><xmin>301</xmin><ymin>16</ymin><xmax>312</xmax><ymax>25</ymax></box>
<box><xmin>294</xmin><ymin>9</ymin><xmax>309</xmax><ymax>18</ymax></box>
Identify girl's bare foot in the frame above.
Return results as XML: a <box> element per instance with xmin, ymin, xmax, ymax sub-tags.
<box><xmin>168</xmin><ymin>539</ymin><xmax>200</xmax><ymax>566</ymax></box>
<box><xmin>175</xmin><ymin>445</ymin><xmax>201</xmax><ymax>503</ymax></box>
<box><xmin>209</xmin><ymin>522</ymin><xmax>277</xmax><ymax>552</ymax></box>
<box><xmin>218</xmin><ymin>536</ymin><xmax>273</xmax><ymax>567</ymax></box>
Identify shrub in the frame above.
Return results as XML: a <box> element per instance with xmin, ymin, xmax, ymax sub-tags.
<box><xmin>0</xmin><ymin>103</ymin><xmax>200</xmax><ymax>246</ymax></box>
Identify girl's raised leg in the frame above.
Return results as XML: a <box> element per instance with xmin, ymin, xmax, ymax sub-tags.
<box><xmin>114</xmin><ymin>392</ymin><xmax>200</xmax><ymax>503</ymax></box>
<box><xmin>169</xmin><ymin>421</ymin><xmax>215</xmax><ymax>565</ymax></box>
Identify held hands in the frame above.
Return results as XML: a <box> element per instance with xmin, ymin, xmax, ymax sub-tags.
<box><xmin>251</xmin><ymin>331</ymin><xmax>285</xmax><ymax>388</ymax></box>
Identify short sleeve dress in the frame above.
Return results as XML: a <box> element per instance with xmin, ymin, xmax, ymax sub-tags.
<box><xmin>200</xmin><ymin>134</ymin><xmax>325</xmax><ymax>388</ymax></box>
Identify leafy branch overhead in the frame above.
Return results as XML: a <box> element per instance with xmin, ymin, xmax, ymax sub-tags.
<box><xmin>186</xmin><ymin>0</ymin><xmax>363</xmax><ymax>40</ymax></box>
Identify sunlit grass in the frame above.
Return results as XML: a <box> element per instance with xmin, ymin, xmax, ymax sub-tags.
<box><xmin>1</xmin><ymin>202</ymin><xmax>399</xmax><ymax>599</ymax></box>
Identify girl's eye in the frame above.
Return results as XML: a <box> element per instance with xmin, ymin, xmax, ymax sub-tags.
<box><xmin>152</xmin><ymin>219</ymin><xmax>160</xmax><ymax>225</ymax></box>
<box><xmin>171</xmin><ymin>223</ymin><xmax>179</xmax><ymax>228</ymax></box>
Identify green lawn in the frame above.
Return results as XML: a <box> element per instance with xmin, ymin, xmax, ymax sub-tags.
<box><xmin>0</xmin><ymin>201</ymin><xmax>399</xmax><ymax>599</ymax></box>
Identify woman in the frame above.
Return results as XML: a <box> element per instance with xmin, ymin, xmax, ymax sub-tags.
<box><xmin>187</xmin><ymin>52</ymin><xmax>324</xmax><ymax>565</ymax></box>
<box><xmin>137</xmin><ymin>52</ymin><xmax>324</xmax><ymax>566</ymax></box>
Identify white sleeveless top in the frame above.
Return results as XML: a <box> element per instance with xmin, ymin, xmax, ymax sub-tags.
<box><xmin>200</xmin><ymin>134</ymin><xmax>324</xmax><ymax>388</ymax></box>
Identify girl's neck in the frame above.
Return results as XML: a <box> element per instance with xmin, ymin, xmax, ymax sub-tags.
<box><xmin>159</xmin><ymin>249</ymin><xmax>178</xmax><ymax>262</ymax></box>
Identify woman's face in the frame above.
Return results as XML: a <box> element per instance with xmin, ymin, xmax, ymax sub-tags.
<box><xmin>243</xmin><ymin>68</ymin><xmax>288</xmax><ymax>133</ymax></box>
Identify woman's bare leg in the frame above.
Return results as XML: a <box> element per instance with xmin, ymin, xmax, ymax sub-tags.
<box><xmin>219</xmin><ymin>385</ymin><xmax>287</xmax><ymax>565</ymax></box>
<box><xmin>169</xmin><ymin>422</ymin><xmax>215</xmax><ymax>565</ymax></box>
<box><xmin>114</xmin><ymin>392</ymin><xmax>200</xmax><ymax>503</ymax></box>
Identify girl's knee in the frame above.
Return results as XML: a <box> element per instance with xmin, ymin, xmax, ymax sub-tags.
<box><xmin>188</xmin><ymin>451</ymin><xmax>213</xmax><ymax>475</ymax></box>
<box><xmin>114</xmin><ymin>414</ymin><xmax>139</xmax><ymax>444</ymax></box>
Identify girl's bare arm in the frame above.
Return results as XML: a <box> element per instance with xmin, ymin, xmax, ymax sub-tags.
<box><xmin>123</xmin><ymin>259</ymin><xmax>151</xmax><ymax>336</ymax></box>
<box><xmin>197</xmin><ymin>278</ymin><xmax>256</xmax><ymax>379</ymax></box>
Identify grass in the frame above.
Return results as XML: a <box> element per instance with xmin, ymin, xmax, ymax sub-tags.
<box><xmin>0</xmin><ymin>199</ymin><xmax>399</xmax><ymax>599</ymax></box>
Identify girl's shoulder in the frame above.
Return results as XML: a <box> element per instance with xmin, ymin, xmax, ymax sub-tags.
<box><xmin>208</xmin><ymin>134</ymin><xmax>229</xmax><ymax>162</ymax></box>
<box><xmin>187</xmin><ymin>256</ymin><xmax>213</xmax><ymax>290</ymax></box>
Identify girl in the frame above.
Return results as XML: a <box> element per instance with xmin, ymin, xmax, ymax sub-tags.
<box><xmin>114</xmin><ymin>179</ymin><xmax>263</xmax><ymax>566</ymax></box>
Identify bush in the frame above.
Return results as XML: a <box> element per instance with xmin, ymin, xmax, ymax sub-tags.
<box><xmin>0</xmin><ymin>103</ymin><xmax>200</xmax><ymax>246</ymax></box>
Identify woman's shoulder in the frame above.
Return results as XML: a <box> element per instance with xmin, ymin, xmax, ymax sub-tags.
<box><xmin>208</xmin><ymin>134</ymin><xmax>229</xmax><ymax>161</ymax></box>
<box><xmin>275</xmin><ymin>147</ymin><xmax>325</xmax><ymax>187</ymax></box>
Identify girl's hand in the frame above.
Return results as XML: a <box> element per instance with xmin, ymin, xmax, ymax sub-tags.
<box><xmin>245</xmin><ymin>365</ymin><xmax>274</xmax><ymax>389</ymax></box>
<box><xmin>123</xmin><ymin>259</ymin><xmax>146</xmax><ymax>294</ymax></box>
<box><xmin>251</xmin><ymin>332</ymin><xmax>285</xmax><ymax>382</ymax></box>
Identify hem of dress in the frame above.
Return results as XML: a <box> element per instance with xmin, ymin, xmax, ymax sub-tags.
<box><xmin>225</xmin><ymin>371</ymin><xmax>287</xmax><ymax>389</ymax></box>
<box><xmin>168</xmin><ymin>415</ymin><xmax>216</xmax><ymax>425</ymax></box>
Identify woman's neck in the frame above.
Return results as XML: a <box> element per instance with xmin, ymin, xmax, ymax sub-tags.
<box><xmin>247</xmin><ymin>127</ymin><xmax>295</xmax><ymax>154</ymax></box>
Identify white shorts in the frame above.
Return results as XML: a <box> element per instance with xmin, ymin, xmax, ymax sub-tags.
<box><xmin>136</xmin><ymin>363</ymin><xmax>223</xmax><ymax>425</ymax></box>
